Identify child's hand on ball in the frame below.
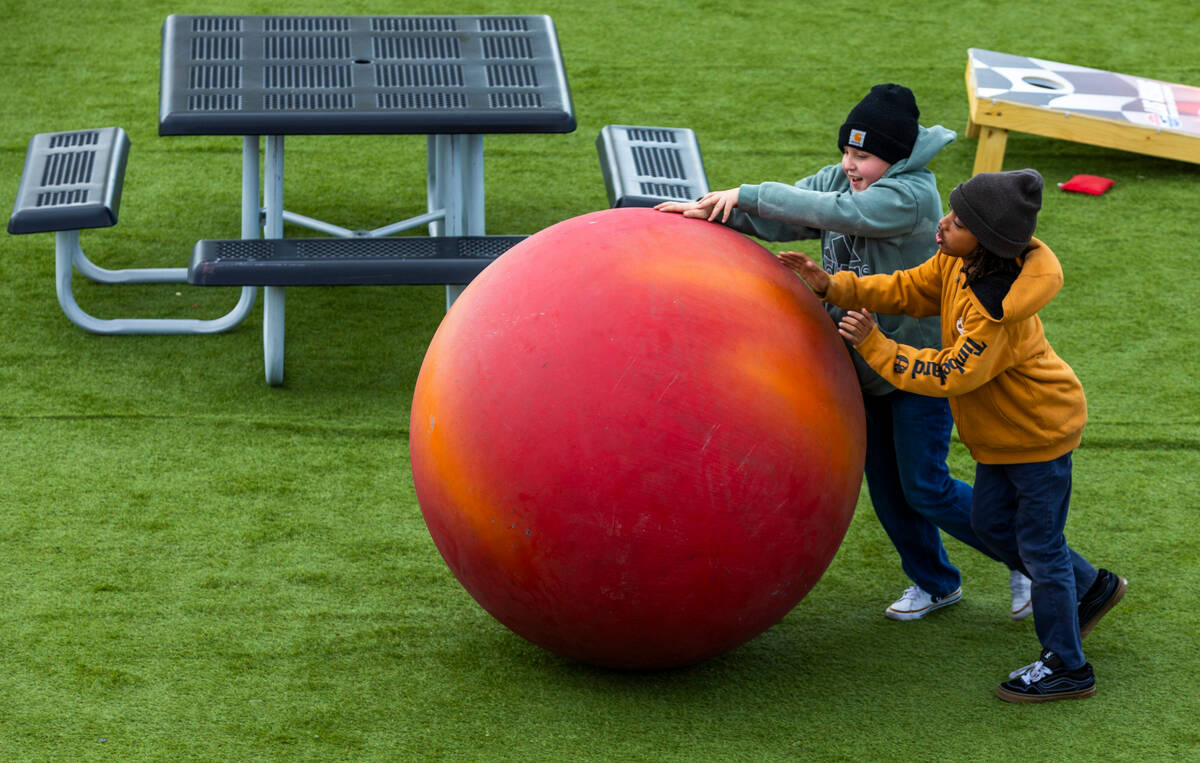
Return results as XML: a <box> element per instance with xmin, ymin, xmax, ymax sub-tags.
<box><xmin>837</xmin><ymin>310</ymin><xmax>876</xmax><ymax>345</ymax></box>
<box><xmin>778</xmin><ymin>252</ymin><xmax>830</xmax><ymax>296</ymax></box>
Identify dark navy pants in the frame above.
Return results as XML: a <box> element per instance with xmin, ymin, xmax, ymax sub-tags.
<box><xmin>862</xmin><ymin>390</ymin><xmax>1004</xmax><ymax>599</ymax></box>
<box><xmin>970</xmin><ymin>453</ymin><xmax>1098</xmax><ymax>669</ymax></box>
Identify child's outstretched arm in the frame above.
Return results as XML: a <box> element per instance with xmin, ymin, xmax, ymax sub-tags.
<box><xmin>777</xmin><ymin>252</ymin><xmax>830</xmax><ymax>296</ymax></box>
<box><xmin>654</xmin><ymin>188</ymin><xmax>740</xmax><ymax>222</ymax></box>
<box><xmin>821</xmin><ymin>255</ymin><xmax>945</xmax><ymax>318</ymax></box>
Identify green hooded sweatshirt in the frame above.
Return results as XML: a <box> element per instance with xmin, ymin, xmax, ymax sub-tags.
<box><xmin>722</xmin><ymin>124</ymin><xmax>956</xmax><ymax>396</ymax></box>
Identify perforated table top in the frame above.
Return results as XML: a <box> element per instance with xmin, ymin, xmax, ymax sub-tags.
<box><xmin>159</xmin><ymin>14</ymin><xmax>576</xmax><ymax>136</ymax></box>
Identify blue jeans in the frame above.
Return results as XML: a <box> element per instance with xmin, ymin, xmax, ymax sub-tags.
<box><xmin>970</xmin><ymin>454</ymin><xmax>1098</xmax><ymax>669</ymax></box>
<box><xmin>863</xmin><ymin>390</ymin><xmax>1004</xmax><ymax>598</ymax></box>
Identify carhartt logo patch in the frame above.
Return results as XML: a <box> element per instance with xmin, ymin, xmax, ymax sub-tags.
<box><xmin>849</xmin><ymin>129</ymin><xmax>866</xmax><ymax>147</ymax></box>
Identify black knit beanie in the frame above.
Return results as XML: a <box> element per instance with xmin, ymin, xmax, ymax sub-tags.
<box><xmin>837</xmin><ymin>84</ymin><xmax>920</xmax><ymax>165</ymax></box>
<box><xmin>949</xmin><ymin>169</ymin><xmax>1043</xmax><ymax>259</ymax></box>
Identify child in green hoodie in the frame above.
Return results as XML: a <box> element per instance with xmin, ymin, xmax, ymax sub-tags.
<box><xmin>784</xmin><ymin>168</ymin><xmax>1126</xmax><ymax>701</ymax></box>
<box><xmin>656</xmin><ymin>84</ymin><xmax>1031</xmax><ymax>622</ymax></box>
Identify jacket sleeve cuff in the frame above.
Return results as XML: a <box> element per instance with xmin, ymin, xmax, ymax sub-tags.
<box><xmin>856</xmin><ymin>326</ymin><xmax>887</xmax><ymax>354</ymax></box>
<box><xmin>737</xmin><ymin>184</ymin><xmax>760</xmax><ymax>215</ymax></box>
<box><xmin>823</xmin><ymin>271</ymin><xmax>852</xmax><ymax>304</ymax></box>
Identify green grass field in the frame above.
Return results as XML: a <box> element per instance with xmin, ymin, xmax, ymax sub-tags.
<box><xmin>2</xmin><ymin>0</ymin><xmax>1198</xmax><ymax>759</ymax></box>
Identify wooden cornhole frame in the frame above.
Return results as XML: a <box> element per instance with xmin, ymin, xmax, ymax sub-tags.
<box><xmin>965</xmin><ymin>48</ymin><xmax>1200</xmax><ymax>175</ymax></box>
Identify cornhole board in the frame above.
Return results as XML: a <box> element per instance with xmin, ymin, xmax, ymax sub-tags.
<box><xmin>965</xmin><ymin>48</ymin><xmax>1200</xmax><ymax>175</ymax></box>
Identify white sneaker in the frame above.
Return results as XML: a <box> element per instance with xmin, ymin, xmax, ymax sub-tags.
<box><xmin>885</xmin><ymin>585</ymin><xmax>962</xmax><ymax>621</ymax></box>
<box><xmin>1010</xmin><ymin>570</ymin><xmax>1033</xmax><ymax>621</ymax></box>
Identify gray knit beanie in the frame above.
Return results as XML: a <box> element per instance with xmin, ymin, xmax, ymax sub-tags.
<box><xmin>948</xmin><ymin>169</ymin><xmax>1043</xmax><ymax>259</ymax></box>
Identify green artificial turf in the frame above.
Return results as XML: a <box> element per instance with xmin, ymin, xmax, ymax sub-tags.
<box><xmin>2</xmin><ymin>0</ymin><xmax>1198</xmax><ymax>759</ymax></box>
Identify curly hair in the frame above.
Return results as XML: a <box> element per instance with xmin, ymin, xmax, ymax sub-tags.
<box><xmin>962</xmin><ymin>244</ymin><xmax>1024</xmax><ymax>287</ymax></box>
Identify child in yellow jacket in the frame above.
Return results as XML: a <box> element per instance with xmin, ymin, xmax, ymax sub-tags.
<box><xmin>783</xmin><ymin>169</ymin><xmax>1126</xmax><ymax>702</ymax></box>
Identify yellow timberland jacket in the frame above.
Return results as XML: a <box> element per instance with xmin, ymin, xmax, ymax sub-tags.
<box><xmin>823</xmin><ymin>237</ymin><xmax>1086</xmax><ymax>464</ymax></box>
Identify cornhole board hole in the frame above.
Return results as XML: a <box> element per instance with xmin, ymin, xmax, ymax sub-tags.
<box><xmin>965</xmin><ymin>48</ymin><xmax>1200</xmax><ymax>175</ymax></box>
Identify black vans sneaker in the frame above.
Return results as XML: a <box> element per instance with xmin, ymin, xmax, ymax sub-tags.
<box><xmin>996</xmin><ymin>650</ymin><xmax>1096</xmax><ymax>703</ymax></box>
<box><xmin>1079</xmin><ymin>569</ymin><xmax>1127</xmax><ymax>638</ymax></box>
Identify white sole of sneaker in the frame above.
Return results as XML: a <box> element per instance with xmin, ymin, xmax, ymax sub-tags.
<box><xmin>1010</xmin><ymin>599</ymin><xmax>1033</xmax><ymax>621</ymax></box>
<box><xmin>885</xmin><ymin>589</ymin><xmax>962</xmax><ymax>621</ymax></box>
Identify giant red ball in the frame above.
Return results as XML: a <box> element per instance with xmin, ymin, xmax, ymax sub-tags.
<box><xmin>410</xmin><ymin>208</ymin><xmax>864</xmax><ymax>669</ymax></box>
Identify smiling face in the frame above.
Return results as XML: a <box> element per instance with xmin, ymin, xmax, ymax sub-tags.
<box><xmin>935</xmin><ymin>209</ymin><xmax>980</xmax><ymax>261</ymax></box>
<box><xmin>841</xmin><ymin>147</ymin><xmax>892</xmax><ymax>192</ymax></box>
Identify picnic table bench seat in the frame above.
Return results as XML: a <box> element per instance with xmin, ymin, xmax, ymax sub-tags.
<box><xmin>6</xmin><ymin>126</ymin><xmax>260</xmax><ymax>337</ymax></box>
<box><xmin>596</xmin><ymin>125</ymin><xmax>709</xmax><ymax>208</ymax></box>
<box><xmin>188</xmin><ymin>235</ymin><xmax>525</xmax><ymax>287</ymax></box>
